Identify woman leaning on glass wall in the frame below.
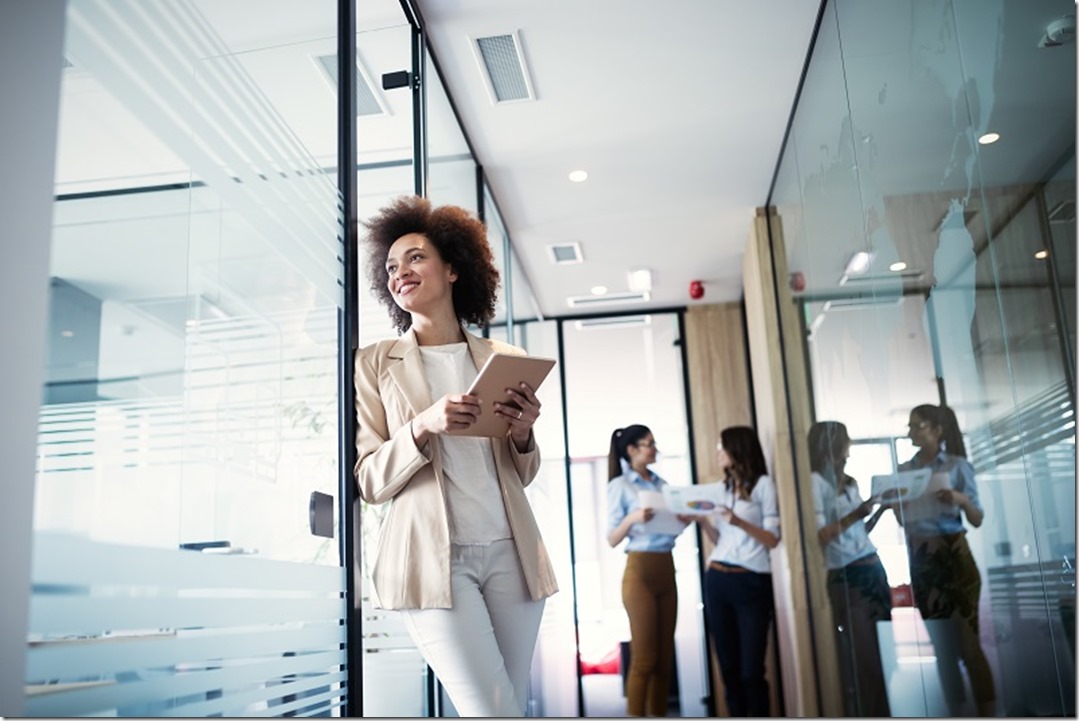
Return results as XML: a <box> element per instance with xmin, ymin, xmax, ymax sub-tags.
<box><xmin>696</xmin><ymin>426</ymin><xmax>780</xmax><ymax>717</ymax></box>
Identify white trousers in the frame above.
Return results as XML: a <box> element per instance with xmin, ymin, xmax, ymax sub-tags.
<box><xmin>400</xmin><ymin>539</ymin><xmax>546</xmax><ymax>717</ymax></box>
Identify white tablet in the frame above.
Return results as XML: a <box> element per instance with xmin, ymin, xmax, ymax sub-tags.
<box><xmin>448</xmin><ymin>353</ymin><xmax>556</xmax><ymax>437</ymax></box>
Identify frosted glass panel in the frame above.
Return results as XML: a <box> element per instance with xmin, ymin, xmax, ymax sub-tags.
<box><xmin>35</xmin><ymin>0</ymin><xmax>348</xmax><ymax>716</ymax></box>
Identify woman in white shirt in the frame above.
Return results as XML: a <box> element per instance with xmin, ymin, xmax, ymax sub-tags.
<box><xmin>808</xmin><ymin>421</ymin><xmax>891</xmax><ymax>717</ymax></box>
<box><xmin>696</xmin><ymin>426</ymin><xmax>780</xmax><ymax>717</ymax></box>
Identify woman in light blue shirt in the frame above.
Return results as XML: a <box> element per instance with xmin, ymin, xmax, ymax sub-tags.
<box><xmin>607</xmin><ymin>424</ymin><xmax>692</xmax><ymax>717</ymax></box>
<box><xmin>896</xmin><ymin>404</ymin><xmax>995</xmax><ymax>716</ymax></box>
<box><xmin>808</xmin><ymin>420</ymin><xmax>891</xmax><ymax>717</ymax></box>
<box><xmin>696</xmin><ymin>426</ymin><xmax>780</xmax><ymax>717</ymax></box>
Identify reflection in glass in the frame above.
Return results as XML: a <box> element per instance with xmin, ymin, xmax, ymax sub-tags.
<box><xmin>808</xmin><ymin>421</ymin><xmax>893</xmax><ymax>717</ymax></box>
<box><xmin>770</xmin><ymin>0</ymin><xmax>1075</xmax><ymax>715</ymax></box>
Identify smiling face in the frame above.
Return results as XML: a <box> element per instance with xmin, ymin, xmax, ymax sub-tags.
<box><xmin>385</xmin><ymin>233</ymin><xmax>457</xmax><ymax>318</ymax></box>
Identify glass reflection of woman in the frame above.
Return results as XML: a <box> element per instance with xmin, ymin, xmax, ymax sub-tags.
<box><xmin>897</xmin><ymin>404</ymin><xmax>996</xmax><ymax>716</ymax></box>
<box><xmin>808</xmin><ymin>421</ymin><xmax>892</xmax><ymax>717</ymax></box>
<box><xmin>606</xmin><ymin>424</ymin><xmax>692</xmax><ymax>718</ymax></box>
<box><xmin>697</xmin><ymin>426</ymin><xmax>780</xmax><ymax>717</ymax></box>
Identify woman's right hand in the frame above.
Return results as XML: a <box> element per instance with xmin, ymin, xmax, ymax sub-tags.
<box><xmin>411</xmin><ymin>393</ymin><xmax>481</xmax><ymax>445</ymax></box>
<box><xmin>631</xmin><ymin>507</ymin><xmax>655</xmax><ymax>525</ymax></box>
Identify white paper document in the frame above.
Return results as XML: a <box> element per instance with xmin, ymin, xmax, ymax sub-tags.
<box><xmin>870</xmin><ymin>467</ymin><xmax>932</xmax><ymax>501</ymax></box>
<box><xmin>662</xmin><ymin>483</ymin><xmax>726</xmax><ymax>515</ymax></box>
<box><xmin>892</xmin><ymin>472</ymin><xmax>955</xmax><ymax>523</ymax></box>
<box><xmin>637</xmin><ymin>490</ymin><xmax>689</xmax><ymax>535</ymax></box>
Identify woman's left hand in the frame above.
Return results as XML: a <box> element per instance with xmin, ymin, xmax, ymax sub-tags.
<box><xmin>499</xmin><ymin>382</ymin><xmax>541</xmax><ymax>448</ymax></box>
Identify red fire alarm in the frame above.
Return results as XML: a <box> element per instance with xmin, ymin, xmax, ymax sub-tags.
<box><xmin>689</xmin><ymin>280</ymin><xmax>705</xmax><ymax>300</ymax></box>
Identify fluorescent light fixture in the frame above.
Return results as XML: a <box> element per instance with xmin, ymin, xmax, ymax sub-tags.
<box><xmin>978</xmin><ymin>132</ymin><xmax>1000</xmax><ymax>145</ymax></box>
<box><xmin>590</xmin><ymin>285</ymin><xmax>608</xmax><ymax>296</ymax></box>
<box><xmin>567</xmin><ymin>291</ymin><xmax>650</xmax><ymax>308</ymax></box>
<box><xmin>844</xmin><ymin>251</ymin><xmax>873</xmax><ymax>275</ymax></box>
<box><xmin>568</xmin><ymin>170</ymin><xmax>588</xmax><ymax>183</ymax></box>
<box><xmin>889</xmin><ymin>261</ymin><xmax>908</xmax><ymax>272</ymax></box>
<box><xmin>1035</xmin><ymin>249</ymin><xmax>1049</xmax><ymax>259</ymax></box>
<box><xmin>627</xmin><ymin>268</ymin><xmax>653</xmax><ymax>293</ymax></box>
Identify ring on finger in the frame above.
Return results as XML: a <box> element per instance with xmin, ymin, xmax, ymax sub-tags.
<box><xmin>517</xmin><ymin>409</ymin><xmax>523</xmax><ymax>420</ymax></box>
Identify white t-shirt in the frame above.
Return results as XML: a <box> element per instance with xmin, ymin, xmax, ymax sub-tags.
<box><xmin>418</xmin><ymin>343</ymin><xmax>511</xmax><ymax>544</ymax></box>
<box><xmin>706</xmin><ymin>475</ymin><xmax>780</xmax><ymax>574</ymax></box>
<box><xmin>811</xmin><ymin>472</ymin><xmax>877</xmax><ymax>570</ymax></box>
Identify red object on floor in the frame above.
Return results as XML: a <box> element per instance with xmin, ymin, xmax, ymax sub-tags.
<box><xmin>891</xmin><ymin>583</ymin><xmax>913</xmax><ymax>607</ymax></box>
<box><xmin>579</xmin><ymin>647</ymin><xmax>621</xmax><ymax>675</ymax></box>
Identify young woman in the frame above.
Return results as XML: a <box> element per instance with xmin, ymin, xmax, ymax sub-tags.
<box><xmin>698</xmin><ymin>426</ymin><xmax>780</xmax><ymax>717</ymax></box>
<box><xmin>897</xmin><ymin>404</ymin><xmax>996</xmax><ymax>716</ymax></box>
<box><xmin>353</xmin><ymin>195</ymin><xmax>558</xmax><ymax>717</ymax></box>
<box><xmin>606</xmin><ymin>424</ymin><xmax>693</xmax><ymax>717</ymax></box>
<box><xmin>807</xmin><ymin>420</ymin><xmax>892</xmax><ymax>717</ymax></box>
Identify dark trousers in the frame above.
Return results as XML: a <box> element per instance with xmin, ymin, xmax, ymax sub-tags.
<box><xmin>705</xmin><ymin>566</ymin><xmax>774</xmax><ymax>717</ymax></box>
<box><xmin>908</xmin><ymin>532</ymin><xmax>996</xmax><ymax>711</ymax></box>
<box><xmin>828</xmin><ymin>556</ymin><xmax>893</xmax><ymax>717</ymax></box>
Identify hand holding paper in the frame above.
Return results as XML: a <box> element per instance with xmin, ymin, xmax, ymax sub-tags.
<box><xmin>638</xmin><ymin>490</ymin><xmax>690</xmax><ymax>535</ymax></box>
<box><xmin>662</xmin><ymin>483</ymin><xmax>726</xmax><ymax>516</ymax></box>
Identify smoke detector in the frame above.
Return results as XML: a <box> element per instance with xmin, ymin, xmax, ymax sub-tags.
<box><xmin>1039</xmin><ymin>14</ymin><xmax>1075</xmax><ymax>47</ymax></box>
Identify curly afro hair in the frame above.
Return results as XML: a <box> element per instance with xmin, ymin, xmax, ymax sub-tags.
<box><xmin>361</xmin><ymin>195</ymin><xmax>501</xmax><ymax>334</ymax></box>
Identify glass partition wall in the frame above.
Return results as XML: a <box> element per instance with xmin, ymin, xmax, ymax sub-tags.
<box><xmin>769</xmin><ymin>0</ymin><xmax>1076</xmax><ymax>716</ymax></box>
<box><xmin>31</xmin><ymin>0</ymin><xmax>348</xmax><ymax>716</ymax></box>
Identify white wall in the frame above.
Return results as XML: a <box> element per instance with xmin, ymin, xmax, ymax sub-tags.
<box><xmin>0</xmin><ymin>0</ymin><xmax>66</xmax><ymax>715</ymax></box>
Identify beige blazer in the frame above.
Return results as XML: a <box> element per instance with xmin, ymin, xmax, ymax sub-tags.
<box><xmin>353</xmin><ymin>328</ymin><xmax>559</xmax><ymax>609</ymax></box>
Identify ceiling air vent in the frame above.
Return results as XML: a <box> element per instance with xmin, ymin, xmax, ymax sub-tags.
<box><xmin>567</xmin><ymin>291</ymin><xmax>650</xmax><ymax>308</ymax></box>
<box><xmin>547</xmin><ymin>242</ymin><xmax>582</xmax><ymax>264</ymax></box>
<box><xmin>472</xmin><ymin>32</ymin><xmax>535</xmax><ymax>103</ymax></box>
<box><xmin>574</xmin><ymin>315</ymin><xmax>652</xmax><ymax>331</ymax></box>
<box><xmin>313</xmin><ymin>54</ymin><xmax>386</xmax><ymax>117</ymax></box>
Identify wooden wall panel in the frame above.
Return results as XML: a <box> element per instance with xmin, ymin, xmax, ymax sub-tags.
<box><xmin>742</xmin><ymin>207</ymin><xmax>843</xmax><ymax>717</ymax></box>
<box><xmin>685</xmin><ymin>302</ymin><xmax>753</xmax><ymax>483</ymax></box>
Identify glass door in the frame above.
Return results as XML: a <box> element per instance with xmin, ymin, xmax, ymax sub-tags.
<box><xmin>561</xmin><ymin>312</ymin><xmax>710</xmax><ymax>717</ymax></box>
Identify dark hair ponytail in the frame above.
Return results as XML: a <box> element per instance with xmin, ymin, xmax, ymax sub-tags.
<box><xmin>608</xmin><ymin>424</ymin><xmax>651</xmax><ymax>481</ymax></box>
<box><xmin>936</xmin><ymin>405</ymin><xmax>967</xmax><ymax>458</ymax></box>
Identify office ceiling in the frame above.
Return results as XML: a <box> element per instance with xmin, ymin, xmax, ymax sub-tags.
<box><xmin>52</xmin><ymin>0</ymin><xmax>820</xmax><ymax>322</ymax></box>
<box><xmin>52</xmin><ymin>0</ymin><xmax>1074</xmax><ymax>324</ymax></box>
<box><xmin>411</xmin><ymin>0</ymin><xmax>821</xmax><ymax>317</ymax></box>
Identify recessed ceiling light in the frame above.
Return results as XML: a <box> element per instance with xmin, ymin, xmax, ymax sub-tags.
<box><xmin>978</xmin><ymin>132</ymin><xmax>1000</xmax><ymax>145</ymax></box>
<box><xmin>889</xmin><ymin>261</ymin><xmax>908</xmax><ymax>272</ymax></box>
<box><xmin>844</xmin><ymin>251</ymin><xmax>873</xmax><ymax>275</ymax></box>
<box><xmin>60</xmin><ymin>330</ymin><xmax>74</xmax><ymax>338</ymax></box>
<box><xmin>1035</xmin><ymin>249</ymin><xmax>1049</xmax><ymax>259</ymax></box>
<box><xmin>568</xmin><ymin>170</ymin><xmax>588</xmax><ymax>183</ymax></box>
<box><xmin>590</xmin><ymin>285</ymin><xmax>608</xmax><ymax>296</ymax></box>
